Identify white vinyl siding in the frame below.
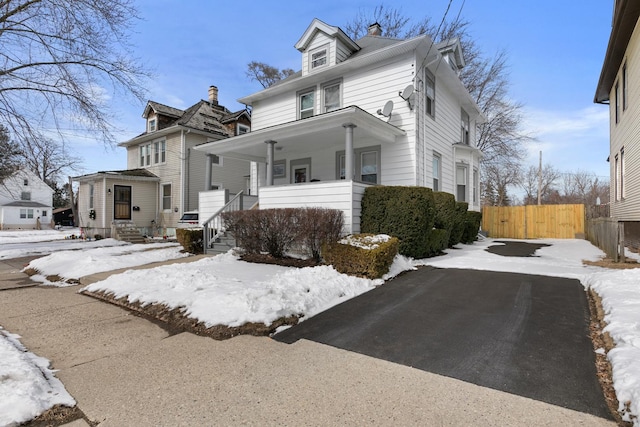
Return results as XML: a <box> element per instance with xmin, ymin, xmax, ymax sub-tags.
<box><xmin>609</xmin><ymin>18</ymin><xmax>640</xmax><ymax>219</ymax></box>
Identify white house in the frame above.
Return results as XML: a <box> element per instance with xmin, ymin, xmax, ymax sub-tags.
<box><xmin>0</xmin><ymin>169</ymin><xmax>54</xmax><ymax>229</ymax></box>
<box><xmin>595</xmin><ymin>0</ymin><xmax>640</xmax><ymax>246</ymax></box>
<box><xmin>195</xmin><ymin>20</ymin><xmax>483</xmax><ymax>235</ymax></box>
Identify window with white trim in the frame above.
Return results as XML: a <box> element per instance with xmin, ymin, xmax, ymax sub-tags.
<box><xmin>323</xmin><ymin>82</ymin><xmax>341</xmax><ymax>113</ymax></box>
<box><xmin>473</xmin><ymin>168</ymin><xmax>479</xmax><ymax>203</ymax></box>
<box><xmin>237</xmin><ymin>124</ymin><xmax>250</xmax><ymax>135</ymax></box>
<box><xmin>433</xmin><ymin>152</ymin><xmax>441</xmax><ymax>191</ymax></box>
<box><xmin>162</xmin><ymin>184</ymin><xmax>171</xmax><ymax>211</ymax></box>
<box><xmin>154</xmin><ymin>141</ymin><xmax>160</xmax><ymax>164</ymax></box>
<box><xmin>89</xmin><ymin>183</ymin><xmax>94</xmax><ymax>209</ymax></box>
<box><xmin>361</xmin><ymin>151</ymin><xmax>378</xmax><ymax>183</ymax></box>
<box><xmin>299</xmin><ymin>89</ymin><xmax>315</xmax><ymax>119</ymax></box>
<box><xmin>23</xmin><ymin>179</ymin><xmax>28</xmax><ymax>186</ymax></box>
<box><xmin>456</xmin><ymin>165</ymin><xmax>468</xmax><ymax>202</ymax></box>
<box><xmin>623</xmin><ymin>62</ymin><xmax>628</xmax><ymax>111</ymax></box>
<box><xmin>20</xmin><ymin>209</ymin><xmax>34</xmax><ymax>219</ymax></box>
<box><xmin>148</xmin><ymin>118</ymin><xmax>157</xmax><ymax>132</ymax></box>
<box><xmin>461</xmin><ymin>109</ymin><xmax>470</xmax><ymax>145</ymax></box>
<box><xmin>335</xmin><ymin>145</ymin><xmax>381</xmax><ymax>184</ymax></box>
<box><xmin>615</xmin><ymin>81</ymin><xmax>620</xmax><ymax>124</ymax></box>
<box><xmin>21</xmin><ymin>191</ymin><xmax>31</xmax><ymax>201</ymax></box>
<box><xmin>310</xmin><ymin>45</ymin><xmax>328</xmax><ymax>70</ymax></box>
<box><xmin>211</xmin><ymin>154</ymin><xmax>223</xmax><ymax>167</ymax></box>
<box><xmin>425</xmin><ymin>70</ymin><xmax>435</xmax><ymax>119</ymax></box>
<box><xmin>621</xmin><ymin>147</ymin><xmax>626</xmax><ymax>199</ymax></box>
<box><xmin>160</xmin><ymin>140</ymin><xmax>166</xmax><ymax>163</ymax></box>
<box><xmin>42</xmin><ymin>210</ymin><xmax>47</xmax><ymax>217</ymax></box>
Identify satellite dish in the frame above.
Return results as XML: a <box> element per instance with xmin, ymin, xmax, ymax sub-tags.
<box><xmin>399</xmin><ymin>84</ymin><xmax>414</xmax><ymax>100</ymax></box>
<box><xmin>377</xmin><ymin>100</ymin><xmax>394</xmax><ymax>117</ymax></box>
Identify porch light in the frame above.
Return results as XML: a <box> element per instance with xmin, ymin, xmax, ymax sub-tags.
<box><xmin>107</xmin><ymin>188</ymin><xmax>111</xmax><ymax>195</ymax></box>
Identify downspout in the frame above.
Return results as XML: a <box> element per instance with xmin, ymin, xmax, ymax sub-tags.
<box><xmin>180</xmin><ymin>129</ymin><xmax>186</xmax><ymax>217</ymax></box>
<box><xmin>102</xmin><ymin>175</ymin><xmax>107</xmax><ymax>231</ymax></box>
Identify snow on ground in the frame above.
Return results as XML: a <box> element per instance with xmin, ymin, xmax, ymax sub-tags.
<box><xmin>0</xmin><ymin>228</ymin><xmax>81</xmax><ymax>245</ymax></box>
<box><xmin>25</xmin><ymin>242</ymin><xmax>189</xmax><ymax>286</ymax></box>
<box><xmin>3</xmin><ymin>229</ymin><xmax>640</xmax><ymax>425</ymax></box>
<box><xmin>82</xmin><ymin>251</ymin><xmax>408</xmax><ymax>328</ymax></box>
<box><xmin>0</xmin><ymin>326</ymin><xmax>75</xmax><ymax>426</ymax></box>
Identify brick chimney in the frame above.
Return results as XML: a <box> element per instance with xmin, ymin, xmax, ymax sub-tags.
<box><xmin>368</xmin><ymin>22</ymin><xmax>382</xmax><ymax>36</ymax></box>
<box><xmin>208</xmin><ymin>85</ymin><xmax>218</xmax><ymax>105</ymax></box>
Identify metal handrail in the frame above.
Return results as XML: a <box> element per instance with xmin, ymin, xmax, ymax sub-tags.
<box><xmin>203</xmin><ymin>191</ymin><xmax>244</xmax><ymax>249</ymax></box>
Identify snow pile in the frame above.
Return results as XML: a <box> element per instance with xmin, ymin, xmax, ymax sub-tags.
<box><xmin>0</xmin><ymin>228</ymin><xmax>80</xmax><ymax>245</ymax></box>
<box><xmin>82</xmin><ymin>252</ymin><xmax>410</xmax><ymax>327</ymax></box>
<box><xmin>0</xmin><ymin>237</ymin><xmax>129</xmax><ymax>260</ymax></box>
<box><xmin>585</xmin><ymin>270</ymin><xmax>640</xmax><ymax>424</ymax></box>
<box><xmin>338</xmin><ymin>234</ymin><xmax>391</xmax><ymax>250</ymax></box>
<box><xmin>24</xmin><ymin>242</ymin><xmax>188</xmax><ymax>286</ymax></box>
<box><xmin>0</xmin><ymin>327</ymin><xmax>75</xmax><ymax>426</ymax></box>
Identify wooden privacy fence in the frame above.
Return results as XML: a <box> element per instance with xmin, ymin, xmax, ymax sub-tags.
<box><xmin>586</xmin><ymin>218</ymin><xmax>624</xmax><ymax>261</ymax></box>
<box><xmin>482</xmin><ymin>204</ymin><xmax>585</xmax><ymax>239</ymax></box>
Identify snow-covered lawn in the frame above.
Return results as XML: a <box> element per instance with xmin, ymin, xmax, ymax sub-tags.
<box><xmin>2</xmin><ymin>230</ymin><xmax>640</xmax><ymax>425</ymax></box>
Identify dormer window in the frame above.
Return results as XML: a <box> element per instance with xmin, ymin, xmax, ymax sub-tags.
<box><xmin>148</xmin><ymin>118</ymin><xmax>157</xmax><ymax>132</ymax></box>
<box><xmin>237</xmin><ymin>124</ymin><xmax>250</xmax><ymax>135</ymax></box>
<box><xmin>310</xmin><ymin>45</ymin><xmax>328</xmax><ymax>70</ymax></box>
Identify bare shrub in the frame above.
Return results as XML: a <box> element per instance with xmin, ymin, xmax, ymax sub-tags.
<box><xmin>298</xmin><ymin>208</ymin><xmax>344</xmax><ymax>262</ymax></box>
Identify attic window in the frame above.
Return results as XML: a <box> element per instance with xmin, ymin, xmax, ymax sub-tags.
<box><xmin>310</xmin><ymin>45</ymin><xmax>328</xmax><ymax>70</ymax></box>
<box><xmin>237</xmin><ymin>124</ymin><xmax>250</xmax><ymax>135</ymax></box>
<box><xmin>23</xmin><ymin>179</ymin><xmax>28</xmax><ymax>186</ymax></box>
<box><xmin>148</xmin><ymin>118</ymin><xmax>157</xmax><ymax>132</ymax></box>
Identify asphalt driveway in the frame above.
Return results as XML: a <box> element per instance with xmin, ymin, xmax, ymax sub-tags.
<box><xmin>275</xmin><ymin>262</ymin><xmax>611</xmax><ymax>420</ymax></box>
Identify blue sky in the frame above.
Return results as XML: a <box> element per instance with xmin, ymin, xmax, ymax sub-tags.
<box><xmin>73</xmin><ymin>0</ymin><xmax>614</xmax><ymax>183</ymax></box>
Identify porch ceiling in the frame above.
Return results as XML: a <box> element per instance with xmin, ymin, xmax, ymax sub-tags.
<box><xmin>193</xmin><ymin>106</ymin><xmax>406</xmax><ymax>162</ymax></box>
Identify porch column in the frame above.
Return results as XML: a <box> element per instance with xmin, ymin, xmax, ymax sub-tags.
<box><xmin>205</xmin><ymin>154</ymin><xmax>213</xmax><ymax>191</ymax></box>
<box><xmin>265</xmin><ymin>140</ymin><xmax>277</xmax><ymax>186</ymax></box>
<box><xmin>343</xmin><ymin>123</ymin><xmax>357</xmax><ymax>181</ymax></box>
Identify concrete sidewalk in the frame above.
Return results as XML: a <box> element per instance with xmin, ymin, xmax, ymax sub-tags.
<box><xmin>0</xmin><ymin>259</ymin><xmax>616</xmax><ymax>426</ymax></box>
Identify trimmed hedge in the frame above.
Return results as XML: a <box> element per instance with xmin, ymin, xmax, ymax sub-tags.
<box><xmin>176</xmin><ymin>228</ymin><xmax>204</xmax><ymax>254</ymax></box>
<box><xmin>449</xmin><ymin>202</ymin><xmax>469</xmax><ymax>247</ymax></box>
<box><xmin>361</xmin><ymin>186</ymin><xmax>436</xmax><ymax>258</ymax></box>
<box><xmin>462</xmin><ymin>211</ymin><xmax>482</xmax><ymax>243</ymax></box>
<box><xmin>323</xmin><ymin>234</ymin><xmax>399</xmax><ymax>279</ymax></box>
<box><xmin>432</xmin><ymin>192</ymin><xmax>456</xmax><ymax>253</ymax></box>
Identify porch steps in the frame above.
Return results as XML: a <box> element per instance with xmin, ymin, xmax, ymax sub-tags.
<box><xmin>113</xmin><ymin>221</ymin><xmax>146</xmax><ymax>244</ymax></box>
<box><xmin>206</xmin><ymin>232</ymin><xmax>236</xmax><ymax>255</ymax></box>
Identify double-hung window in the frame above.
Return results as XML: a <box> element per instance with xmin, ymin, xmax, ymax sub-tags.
<box><xmin>432</xmin><ymin>153</ymin><xmax>441</xmax><ymax>191</ymax></box>
<box><xmin>623</xmin><ymin>63</ymin><xmax>628</xmax><ymax>111</ymax></box>
<box><xmin>361</xmin><ymin>151</ymin><xmax>378</xmax><ymax>183</ymax></box>
<box><xmin>456</xmin><ymin>165</ymin><xmax>468</xmax><ymax>202</ymax></box>
<box><xmin>160</xmin><ymin>140</ymin><xmax>166</xmax><ymax>163</ymax></box>
<box><xmin>162</xmin><ymin>184</ymin><xmax>172</xmax><ymax>210</ymax></box>
<box><xmin>21</xmin><ymin>192</ymin><xmax>31</xmax><ymax>201</ymax></box>
<box><xmin>154</xmin><ymin>142</ymin><xmax>159</xmax><ymax>164</ymax></box>
<box><xmin>299</xmin><ymin>90</ymin><xmax>315</xmax><ymax>119</ymax></box>
<box><xmin>323</xmin><ymin>82</ymin><xmax>341</xmax><ymax>113</ymax></box>
<box><xmin>148</xmin><ymin>118</ymin><xmax>157</xmax><ymax>132</ymax></box>
<box><xmin>310</xmin><ymin>46</ymin><xmax>328</xmax><ymax>70</ymax></box>
<box><xmin>461</xmin><ymin>109</ymin><xmax>470</xmax><ymax>144</ymax></box>
<box><xmin>89</xmin><ymin>184</ymin><xmax>94</xmax><ymax>209</ymax></box>
<box><xmin>425</xmin><ymin>70</ymin><xmax>436</xmax><ymax>118</ymax></box>
<box><xmin>615</xmin><ymin>81</ymin><xmax>620</xmax><ymax>124</ymax></box>
<box><xmin>621</xmin><ymin>147</ymin><xmax>626</xmax><ymax>199</ymax></box>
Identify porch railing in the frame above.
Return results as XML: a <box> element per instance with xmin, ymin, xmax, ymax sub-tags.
<box><xmin>203</xmin><ymin>191</ymin><xmax>244</xmax><ymax>250</ymax></box>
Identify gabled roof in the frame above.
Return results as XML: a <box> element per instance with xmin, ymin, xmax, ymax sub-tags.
<box><xmin>3</xmin><ymin>200</ymin><xmax>51</xmax><ymax>208</ymax></box>
<box><xmin>143</xmin><ymin>101</ymin><xmax>184</xmax><ymax>119</ymax></box>
<box><xmin>120</xmin><ymin>100</ymin><xmax>250</xmax><ymax>147</ymax></box>
<box><xmin>294</xmin><ymin>18</ymin><xmax>360</xmax><ymax>53</ymax></box>
<box><xmin>595</xmin><ymin>0</ymin><xmax>640</xmax><ymax>103</ymax></box>
<box><xmin>436</xmin><ymin>38</ymin><xmax>465</xmax><ymax>70</ymax></box>
<box><xmin>220</xmin><ymin>109</ymin><xmax>251</xmax><ymax>124</ymax></box>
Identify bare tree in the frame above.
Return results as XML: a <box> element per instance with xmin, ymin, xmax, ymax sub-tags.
<box><xmin>0</xmin><ymin>0</ymin><xmax>149</xmax><ymax>147</ymax></box>
<box><xmin>0</xmin><ymin>124</ymin><xmax>21</xmax><ymax>182</ymax></box>
<box><xmin>246</xmin><ymin>61</ymin><xmax>296</xmax><ymax>89</ymax></box>
<box><xmin>16</xmin><ymin>137</ymin><xmax>82</xmax><ymax>186</ymax></box>
<box><xmin>482</xmin><ymin>161</ymin><xmax>521</xmax><ymax>206</ymax></box>
<box><xmin>521</xmin><ymin>164</ymin><xmax>561</xmax><ymax>205</ymax></box>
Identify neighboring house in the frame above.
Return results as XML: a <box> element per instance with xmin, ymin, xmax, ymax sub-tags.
<box><xmin>195</xmin><ymin>19</ymin><xmax>483</xmax><ymax>235</ymax></box>
<box><xmin>0</xmin><ymin>169</ymin><xmax>54</xmax><ymax>230</ymax></box>
<box><xmin>595</xmin><ymin>0</ymin><xmax>640</xmax><ymax>243</ymax></box>
<box><xmin>72</xmin><ymin>86</ymin><xmax>251</xmax><ymax>237</ymax></box>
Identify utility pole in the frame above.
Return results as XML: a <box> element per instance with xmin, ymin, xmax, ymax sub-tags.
<box><xmin>537</xmin><ymin>151</ymin><xmax>542</xmax><ymax>205</ymax></box>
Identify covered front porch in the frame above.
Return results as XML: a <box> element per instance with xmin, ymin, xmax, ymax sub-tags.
<box><xmin>194</xmin><ymin>106</ymin><xmax>405</xmax><ymax>236</ymax></box>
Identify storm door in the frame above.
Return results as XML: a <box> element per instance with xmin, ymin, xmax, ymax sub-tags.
<box><xmin>114</xmin><ymin>185</ymin><xmax>131</xmax><ymax>220</ymax></box>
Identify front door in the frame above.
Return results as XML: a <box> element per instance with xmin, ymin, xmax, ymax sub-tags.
<box><xmin>114</xmin><ymin>185</ymin><xmax>131</xmax><ymax>220</ymax></box>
